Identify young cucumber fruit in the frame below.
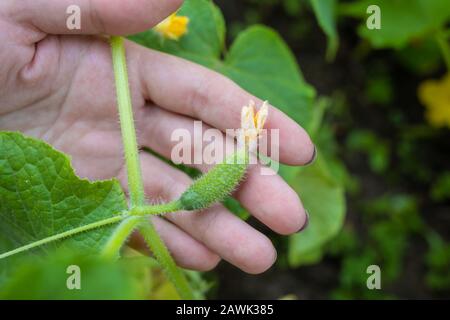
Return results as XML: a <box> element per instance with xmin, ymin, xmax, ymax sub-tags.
<box><xmin>179</xmin><ymin>148</ymin><xmax>248</xmax><ymax>210</ymax></box>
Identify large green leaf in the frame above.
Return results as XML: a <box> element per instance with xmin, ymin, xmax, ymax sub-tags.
<box><xmin>282</xmin><ymin>155</ymin><xmax>346</xmax><ymax>267</ymax></box>
<box><xmin>0</xmin><ymin>132</ymin><xmax>127</xmax><ymax>258</ymax></box>
<box><xmin>340</xmin><ymin>0</ymin><xmax>450</xmax><ymax>49</ymax></box>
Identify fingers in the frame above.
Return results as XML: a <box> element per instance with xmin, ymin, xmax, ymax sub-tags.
<box><xmin>137</xmin><ymin>106</ymin><xmax>308</xmax><ymax>235</ymax></box>
<box><xmin>138</xmin><ymin>152</ymin><xmax>277</xmax><ymax>274</ymax></box>
<box><xmin>14</xmin><ymin>0</ymin><xmax>182</xmax><ymax>35</ymax></box>
<box><xmin>236</xmin><ymin>165</ymin><xmax>307</xmax><ymax>235</ymax></box>
<box><xmin>130</xmin><ymin>41</ymin><xmax>315</xmax><ymax>165</ymax></box>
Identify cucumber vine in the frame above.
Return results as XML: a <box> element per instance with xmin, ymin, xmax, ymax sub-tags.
<box><xmin>110</xmin><ymin>35</ymin><xmax>194</xmax><ymax>299</ymax></box>
<box><xmin>0</xmin><ymin>35</ymin><xmax>267</xmax><ymax>300</ymax></box>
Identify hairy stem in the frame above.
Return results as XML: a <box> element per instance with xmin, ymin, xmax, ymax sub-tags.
<box><xmin>139</xmin><ymin>221</ymin><xmax>195</xmax><ymax>300</ymax></box>
<box><xmin>101</xmin><ymin>216</ymin><xmax>144</xmax><ymax>259</ymax></box>
<box><xmin>110</xmin><ymin>36</ymin><xmax>194</xmax><ymax>299</ymax></box>
<box><xmin>131</xmin><ymin>201</ymin><xmax>183</xmax><ymax>215</ymax></box>
<box><xmin>0</xmin><ymin>215</ymin><xmax>124</xmax><ymax>260</ymax></box>
<box><xmin>0</xmin><ymin>204</ymin><xmax>185</xmax><ymax>260</ymax></box>
<box><xmin>110</xmin><ymin>36</ymin><xmax>145</xmax><ymax>208</ymax></box>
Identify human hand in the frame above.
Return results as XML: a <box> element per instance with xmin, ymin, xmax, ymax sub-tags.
<box><xmin>0</xmin><ymin>0</ymin><xmax>315</xmax><ymax>274</ymax></box>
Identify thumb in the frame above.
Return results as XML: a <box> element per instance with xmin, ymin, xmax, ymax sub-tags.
<box><xmin>17</xmin><ymin>0</ymin><xmax>183</xmax><ymax>35</ymax></box>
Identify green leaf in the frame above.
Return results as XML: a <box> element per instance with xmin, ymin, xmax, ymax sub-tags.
<box><xmin>430</xmin><ymin>171</ymin><xmax>450</xmax><ymax>202</ymax></box>
<box><xmin>346</xmin><ymin>129</ymin><xmax>390</xmax><ymax>173</ymax></box>
<box><xmin>130</xmin><ymin>0</ymin><xmax>316</xmax><ymax>130</ymax></box>
<box><xmin>0</xmin><ymin>132</ymin><xmax>127</xmax><ymax>258</ymax></box>
<box><xmin>340</xmin><ymin>0</ymin><xmax>450</xmax><ymax>49</ymax></box>
<box><xmin>283</xmin><ymin>155</ymin><xmax>346</xmax><ymax>267</ymax></box>
<box><xmin>310</xmin><ymin>0</ymin><xmax>339</xmax><ymax>61</ymax></box>
<box><xmin>396</xmin><ymin>38</ymin><xmax>443</xmax><ymax>75</ymax></box>
<box><xmin>0</xmin><ymin>233</ymin><xmax>15</xmax><ymax>285</ymax></box>
<box><xmin>0</xmin><ymin>250</ymin><xmax>148</xmax><ymax>299</ymax></box>
<box><xmin>222</xmin><ymin>26</ymin><xmax>316</xmax><ymax>129</ymax></box>
<box><xmin>425</xmin><ymin>233</ymin><xmax>450</xmax><ymax>291</ymax></box>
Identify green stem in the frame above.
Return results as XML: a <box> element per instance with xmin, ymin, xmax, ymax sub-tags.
<box><xmin>436</xmin><ymin>30</ymin><xmax>450</xmax><ymax>71</ymax></box>
<box><xmin>110</xmin><ymin>36</ymin><xmax>194</xmax><ymax>299</ymax></box>
<box><xmin>0</xmin><ymin>215</ymin><xmax>124</xmax><ymax>260</ymax></box>
<box><xmin>0</xmin><ymin>203</ymin><xmax>182</xmax><ymax>261</ymax></box>
<box><xmin>110</xmin><ymin>36</ymin><xmax>145</xmax><ymax>208</ymax></box>
<box><xmin>0</xmin><ymin>204</ymin><xmax>184</xmax><ymax>260</ymax></box>
<box><xmin>139</xmin><ymin>221</ymin><xmax>195</xmax><ymax>300</ymax></box>
<box><xmin>131</xmin><ymin>201</ymin><xmax>183</xmax><ymax>215</ymax></box>
<box><xmin>101</xmin><ymin>216</ymin><xmax>144</xmax><ymax>259</ymax></box>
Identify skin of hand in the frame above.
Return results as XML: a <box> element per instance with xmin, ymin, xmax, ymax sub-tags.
<box><xmin>0</xmin><ymin>0</ymin><xmax>315</xmax><ymax>274</ymax></box>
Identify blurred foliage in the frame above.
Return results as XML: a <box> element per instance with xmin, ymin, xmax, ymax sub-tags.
<box><xmin>425</xmin><ymin>233</ymin><xmax>450</xmax><ymax>291</ymax></box>
<box><xmin>431</xmin><ymin>172</ymin><xmax>450</xmax><ymax>202</ymax></box>
<box><xmin>0</xmin><ymin>251</ymin><xmax>148</xmax><ymax>299</ymax></box>
<box><xmin>396</xmin><ymin>38</ymin><xmax>443</xmax><ymax>75</ymax></box>
<box><xmin>339</xmin><ymin>0</ymin><xmax>450</xmax><ymax>49</ymax></box>
<box><xmin>328</xmin><ymin>194</ymin><xmax>426</xmax><ymax>299</ymax></box>
<box><xmin>346</xmin><ymin>130</ymin><xmax>390</xmax><ymax>173</ymax></box>
<box><xmin>212</xmin><ymin>0</ymin><xmax>450</xmax><ymax>299</ymax></box>
<box><xmin>0</xmin><ymin>246</ymin><xmax>209</xmax><ymax>299</ymax></box>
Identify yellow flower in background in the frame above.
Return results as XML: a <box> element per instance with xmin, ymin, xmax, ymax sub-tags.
<box><xmin>154</xmin><ymin>13</ymin><xmax>189</xmax><ymax>40</ymax></box>
<box><xmin>418</xmin><ymin>73</ymin><xmax>450</xmax><ymax>128</ymax></box>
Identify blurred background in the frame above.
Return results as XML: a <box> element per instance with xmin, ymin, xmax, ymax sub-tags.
<box><xmin>207</xmin><ymin>0</ymin><xmax>450</xmax><ymax>299</ymax></box>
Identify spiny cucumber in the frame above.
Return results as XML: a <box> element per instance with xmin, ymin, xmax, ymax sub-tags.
<box><xmin>179</xmin><ymin>149</ymin><xmax>248</xmax><ymax>210</ymax></box>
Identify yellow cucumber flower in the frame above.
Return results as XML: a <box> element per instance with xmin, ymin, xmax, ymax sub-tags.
<box><xmin>154</xmin><ymin>13</ymin><xmax>189</xmax><ymax>40</ymax></box>
<box><xmin>239</xmin><ymin>100</ymin><xmax>269</xmax><ymax>151</ymax></box>
<box><xmin>418</xmin><ymin>73</ymin><xmax>450</xmax><ymax>128</ymax></box>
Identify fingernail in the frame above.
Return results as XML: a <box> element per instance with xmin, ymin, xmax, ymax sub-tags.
<box><xmin>305</xmin><ymin>146</ymin><xmax>317</xmax><ymax>166</ymax></box>
<box><xmin>297</xmin><ymin>210</ymin><xmax>310</xmax><ymax>233</ymax></box>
